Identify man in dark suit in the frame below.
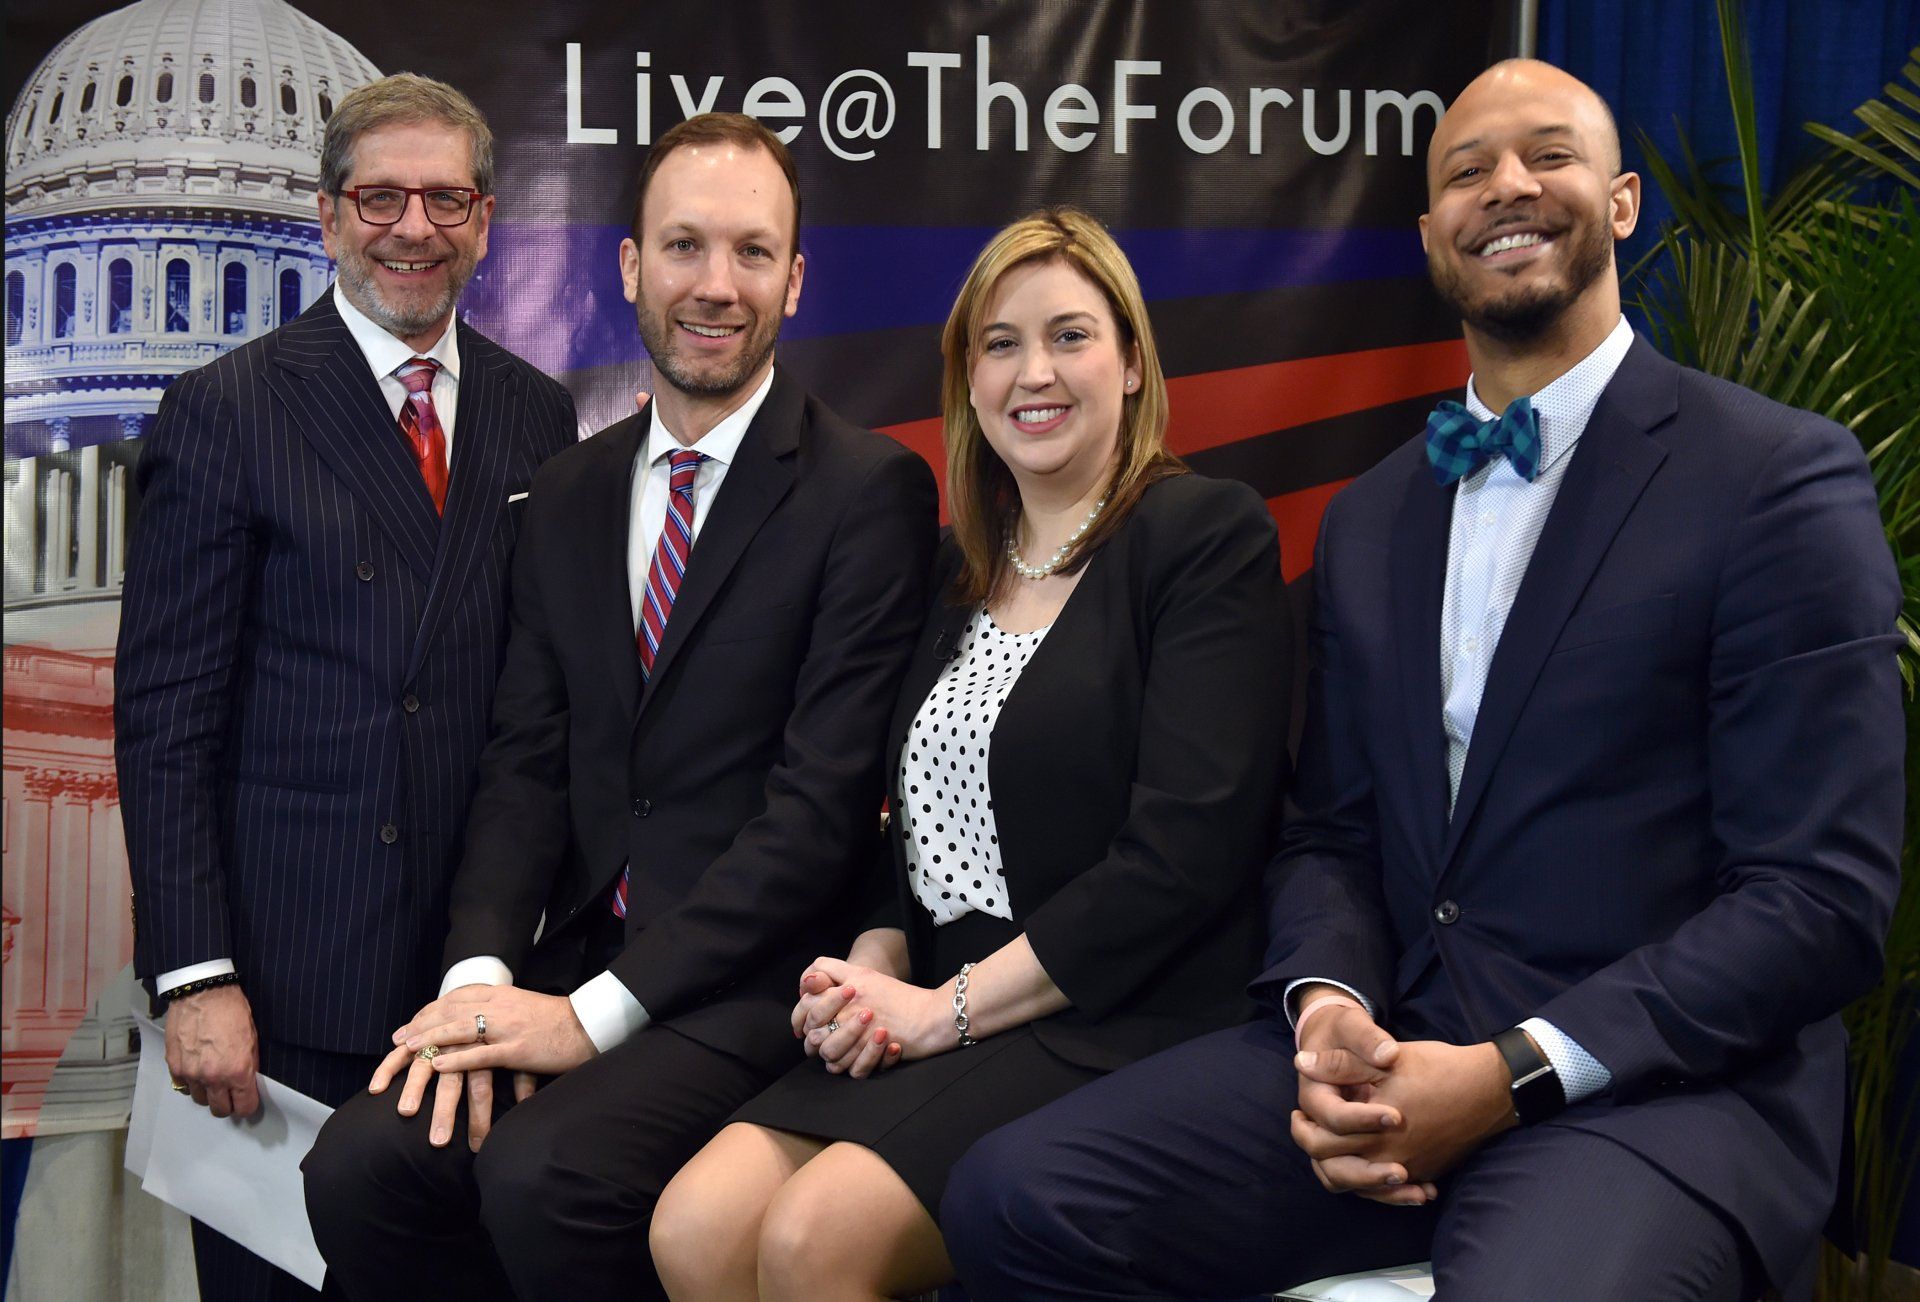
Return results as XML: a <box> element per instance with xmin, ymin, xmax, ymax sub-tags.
<box><xmin>303</xmin><ymin>112</ymin><xmax>937</xmax><ymax>1301</ymax></box>
<box><xmin>940</xmin><ymin>60</ymin><xmax>1905</xmax><ymax>1301</ymax></box>
<box><xmin>114</xmin><ymin>74</ymin><xmax>577</xmax><ymax>1301</ymax></box>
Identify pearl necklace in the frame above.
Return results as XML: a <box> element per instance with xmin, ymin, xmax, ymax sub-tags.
<box><xmin>1008</xmin><ymin>496</ymin><xmax>1109</xmax><ymax>580</ymax></box>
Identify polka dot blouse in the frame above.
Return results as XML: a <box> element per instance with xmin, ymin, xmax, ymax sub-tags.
<box><xmin>899</xmin><ymin>607</ymin><xmax>1051</xmax><ymax>925</ymax></box>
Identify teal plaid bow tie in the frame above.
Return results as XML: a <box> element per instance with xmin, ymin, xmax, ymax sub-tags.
<box><xmin>1425</xmin><ymin>396</ymin><xmax>1541</xmax><ymax>486</ymax></box>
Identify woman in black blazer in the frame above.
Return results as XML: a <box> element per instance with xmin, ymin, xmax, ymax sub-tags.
<box><xmin>649</xmin><ymin>207</ymin><xmax>1292</xmax><ymax>1301</ymax></box>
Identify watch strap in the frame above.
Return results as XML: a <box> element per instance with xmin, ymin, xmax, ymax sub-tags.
<box><xmin>1492</xmin><ymin>1025</ymin><xmax>1566</xmax><ymax>1125</ymax></box>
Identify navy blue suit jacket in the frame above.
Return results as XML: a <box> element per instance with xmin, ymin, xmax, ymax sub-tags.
<box><xmin>1255</xmin><ymin>338</ymin><xmax>1904</xmax><ymax>1286</ymax></box>
<box><xmin>115</xmin><ymin>288</ymin><xmax>577</xmax><ymax>1055</ymax></box>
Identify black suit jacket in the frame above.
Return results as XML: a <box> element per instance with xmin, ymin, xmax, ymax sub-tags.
<box><xmin>1256</xmin><ymin>339</ymin><xmax>1905</xmax><ymax>1287</ymax></box>
<box><xmin>115</xmin><ymin>288</ymin><xmax>578</xmax><ymax>1055</ymax></box>
<box><xmin>442</xmin><ymin>368</ymin><xmax>938</xmax><ymax>1075</ymax></box>
<box><xmin>878</xmin><ymin>474</ymin><xmax>1293</xmax><ymax>1072</ymax></box>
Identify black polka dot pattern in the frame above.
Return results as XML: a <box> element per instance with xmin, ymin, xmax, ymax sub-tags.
<box><xmin>900</xmin><ymin>608</ymin><xmax>1049</xmax><ymax>924</ymax></box>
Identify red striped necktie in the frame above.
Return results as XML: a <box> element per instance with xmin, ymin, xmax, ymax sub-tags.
<box><xmin>615</xmin><ymin>447</ymin><xmax>708</xmax><ymax>919</ymax></box>
<box><xmin>395</xmin><ymin>358</ymin><xmax>448</xmax><ymax>514</ymax></box>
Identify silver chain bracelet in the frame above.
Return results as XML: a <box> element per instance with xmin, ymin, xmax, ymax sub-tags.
<box><xmin>952</xmin><ymin>961</ymin><xmax>979</xmax><ymax>1047</ymax></box>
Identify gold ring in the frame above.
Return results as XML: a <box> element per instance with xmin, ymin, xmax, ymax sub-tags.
<box><xmin>170</xmin><ymin>1081</ymin><xmax>190</xmax><ymax>1093</ymax></box>
<box><xmin>416</xmin><ymin>1044</ymin><xmax>439</xmax><ymax>1062</ymax></box>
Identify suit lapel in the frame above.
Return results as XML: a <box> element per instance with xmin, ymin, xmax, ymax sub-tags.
<box><xmin>267</xmin><ymin>289</ymin><xmax>439</xmax><ymax>583</ymax></box>
<box><xmin>1389</xmin><ymin>461</ymin><xmax>1456</xmax><ymax>867</ymax></box>
<box><xmin>636</xmin><ymin>373</ymin><xmax>803</xmax><ymax>718</ymax></box>
<box><xmin>1439</xmin><ymin>340</ymin><xmax>1676</xmax><ymax>870</ymax></box>
<box><xmin>405</xmin><ymin>329</ymin><xmax>522</xmax><ymax>681</ymax></box>
<box><xmin>587</xmin><ymin>412</ymin><xmax>648</xmax><ymax>723</ymax></box>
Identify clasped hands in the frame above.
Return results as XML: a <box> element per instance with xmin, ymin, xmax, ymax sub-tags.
<box><xmin>369</xmin><ymin>984</ymin><xmax>596</xmax><ymax>1150</ymax></box>
<box><xmin>1290</xmin><ymin>999</ymin><xmax>1517</xmax><ymax>1206</ymax></box>
<box><xmin>790</xmin><ymin>956</ymin><xmax>953</xmax><ymax>1079</ymax></box>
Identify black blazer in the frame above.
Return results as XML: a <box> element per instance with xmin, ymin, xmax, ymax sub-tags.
<box><xmin>1257</xmin><ymin>340</ymin><xmax>1905</xmax><ymax>1289</ymax></box>
<box><xmin>115</xmin><ymin>288</ymin><xmax>578</xmax><ymax>1055</ymax></box>
<box><xmin>878</xmin><ymin>474</ymin><xmax>1293</xmax><ymax>1072</ymax></box>
<box><xmin>442</xmin><ymin>368</ymin><xmax>938</xmax><ymax>1075</ymax></box>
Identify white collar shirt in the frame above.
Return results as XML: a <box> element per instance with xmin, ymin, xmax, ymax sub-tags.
<box><xmin>1439</xmin><ymin>314</ymin><xmax>1636</xmax><ymax>807</ymax></box>
<box><xmin>625</xmin><ymin>368</ymin><xmax>776</xmax><ymax>632</ymax></box>
<box><xmin>331</xmin><ymin>281</ymin><xmax>462</xmax><ymax>461</ymax></box>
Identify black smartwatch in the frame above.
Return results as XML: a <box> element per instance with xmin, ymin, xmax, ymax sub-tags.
<box><xmin>1491</xmin><ymin>1026</ymin><xmax>1567</xmax><ymax>1125</ymax></box>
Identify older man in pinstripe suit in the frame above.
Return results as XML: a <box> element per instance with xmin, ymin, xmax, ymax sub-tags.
<box><xmin>114</xmin><ymin>74</ymin><xmax>576</xmax><ymax>1302</ymax></box>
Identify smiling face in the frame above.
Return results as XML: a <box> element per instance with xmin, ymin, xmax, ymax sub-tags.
<box><xmin>620</xmin><ymin>142</ymin><xmax>804</xmax><ymax>402</ymax></box>
<box><xmin>319</xmin><ymin>119</ymin><xmax>492</xmax><ymax>348</ymax></box>
<box><xmin>1419</xmin><ymin>61</ymin><xmax>1638</xmax><ymax>344</ymax></box>
<box><xmin>969</xmin><ymin>257</ymin><xmax>1141</xmax><ymax>494</ymax></box>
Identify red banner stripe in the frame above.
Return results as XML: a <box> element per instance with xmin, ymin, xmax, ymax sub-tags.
<box><xmin>876</xmin><ymin>338</ymin><xmax>1465</xmax><ymax>528</ymax></box>
<box><xmin>1267</xmin><ymin>479</ymin><xmax>1353</xmax><ymax>585</ymax></box>
<box><xmin>1164</xmin><ymin>339</ymin><xmax>1468</xmax><ymax>456</ymax></box>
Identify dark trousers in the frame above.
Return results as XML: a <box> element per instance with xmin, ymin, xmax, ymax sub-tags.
<box><xmin>941</xmin><ymin>1019</ymin><xmax>1767</xmax><ymax>1302</ymax></box>
<box><xmin>302</xmin><ymin>1022</ymin><xmax>774</xmax><ymax>1302</ymax></box>
<box><xmin>190</xmin><ymin>1037</ymin><xmax>378</xmax><ymax>1302</ymax></box>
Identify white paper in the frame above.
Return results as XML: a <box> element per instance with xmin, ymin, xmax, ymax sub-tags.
<box><xmin>125</xmin><ymin>1010</ymin><xmax>334</xmax><ymax>1289</ymax></box>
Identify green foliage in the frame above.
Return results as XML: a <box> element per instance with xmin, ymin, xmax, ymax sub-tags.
<box><xmin>1625</xmin><ymin>5</ymin><xmax>1920</xmax><ymax>1298</ymax></box>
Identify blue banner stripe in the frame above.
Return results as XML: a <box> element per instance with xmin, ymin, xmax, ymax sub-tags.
<box><xmin>462</xmin><ymin>224</ymin><xmax>1426</xmax><ymax>373</ymax></box>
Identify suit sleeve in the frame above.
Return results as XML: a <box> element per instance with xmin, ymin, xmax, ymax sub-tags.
<box><xmin>1020</xmin><ymin>485</ymin><xmax>1293</xmax><ymax>1019</ymax></box>
<box><xmin>114</xmin><ymin>370</ymin><xmax>255</xmax><ymax>981</ymax></box>
<box><xmin>1247</xmin><ymin>492</ymin><xmax>1400</xmax><ymax>1020</ymax></box>
<box><xmin>609</xmin><ymin>448</ymin><xmax>938</xmax><ymax>1016</ymax></box>
<box><xmin>1535</xmin><ymin>416</ymin><xmax>1904</xmax><ymax>1094</ymax></box>
<box><xmin>441</xmin><ymin>455</ymin><xmax>575</xmax><ymax>974</ymax></box>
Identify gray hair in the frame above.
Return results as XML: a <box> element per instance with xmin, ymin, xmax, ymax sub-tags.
<box><xmin>319</xmin><ymin>73</ymin><xmax>494</xmax><ymax>196</ymax></box>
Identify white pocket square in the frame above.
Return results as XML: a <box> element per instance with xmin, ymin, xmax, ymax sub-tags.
<box><xmin>507</xmin><ymin>491</ymin><xmax>530</xmax><ymax>503</ymax></box>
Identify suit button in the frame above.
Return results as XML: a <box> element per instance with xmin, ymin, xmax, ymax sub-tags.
<box><xmin>402</xmin><ymin>694</ymin><xmax>420</xmax><ymax>714</ymax></box>
<box><xmin>356</xmin><ymin>561</ymin><xmax>375</xmax><ymax>582</ymax></box>
<box><xmin>631</xmin><ymin>798</ymin><xmax>651</xmax><ymax>818</ymax></box>
<box><xmin>1434</xmin><ymin>900</ymin><xmax>1460</xmax><ymax>925</ymax></box>
<box><xmin>379</xmin><ymin>823</ymin><xmax>399</xmax><ymax>844</ymax></box>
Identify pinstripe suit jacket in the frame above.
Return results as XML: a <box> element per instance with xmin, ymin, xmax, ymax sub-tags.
<box><xmin>115</xmin><ymin>288</ymin><xmax>577</xmax><ymax>1056</ymax></box>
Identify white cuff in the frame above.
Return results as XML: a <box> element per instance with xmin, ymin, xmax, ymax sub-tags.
<box><xmin>569</xmin><ymin>970</ymin><xmax>651</xmax><ymax>1054</ymax></box>
<box><xmin>440</xmin><ymin>956</ymin><xmax>513</xmax><ymax>996</ymax></box>
<box><xmin>1518</xmin><ymin>1017</ymin><xmax>1612</xmax><ymax>1104</ymax></box>
<box><xmin>157</xmin><ymin>958</ymin><xmax>236</xmax><ymax>994</ymax></box>
<box><xmin>1282</xmin><ymin>977</ymin><xmax>1376</xmax><ymax>1027</ymax></box>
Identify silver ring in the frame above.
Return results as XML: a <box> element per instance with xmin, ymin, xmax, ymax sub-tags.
<box><xmin>824</xmin><ymin>1020</ymin><xmax>840</xmax><ymax>1033</ymax></box>
<box><xmin>474</xmin><ymin>1013</ymin><xmax>487</xmax><ymax>1042</ymax></box>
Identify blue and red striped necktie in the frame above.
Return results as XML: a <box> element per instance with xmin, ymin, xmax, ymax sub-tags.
<box><xmin>615</xmin><ymin>447</ymin><xmax>708</xmax><ymax>919</ymax></box>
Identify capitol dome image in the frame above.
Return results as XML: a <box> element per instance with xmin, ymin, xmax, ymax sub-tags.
<box><xmin>4</xmin><ymin>0</ymin><xmax>380</xmax><ymax>619</ymax></box>
<box><xmin>1</xmin><ymin>0</ymin><xmax>379</xmax><ymax>1143</ymax></box>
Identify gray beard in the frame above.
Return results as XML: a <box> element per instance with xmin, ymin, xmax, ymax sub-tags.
<box><xmin>335</xmin><ymin>247</ymin><xmax>465</xmax><ymax>340</ymax></box>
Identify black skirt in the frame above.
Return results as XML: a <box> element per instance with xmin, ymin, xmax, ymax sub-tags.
<box><xmin>728</xmin><ymin>911</ymin><xmax>1103</xmax><ymax>1214</ymax></box>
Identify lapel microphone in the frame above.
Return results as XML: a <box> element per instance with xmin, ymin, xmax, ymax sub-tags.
<box><xmin>933</xmin><ymin>629</ymin><xmax>959</xmax><ymax>661</ymax></box>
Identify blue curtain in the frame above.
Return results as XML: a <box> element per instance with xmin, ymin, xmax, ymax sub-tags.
<box><xmin>1540</xmin><ymin>0</ymin><xmax>1920</xmax><ymax>271</ymax></box>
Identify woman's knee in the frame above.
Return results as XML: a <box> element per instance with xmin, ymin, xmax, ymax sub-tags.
<box><xmin>650</xmin><ymin>1154</ymin><xmax>768</xmax><ymax>1289</ymax></box>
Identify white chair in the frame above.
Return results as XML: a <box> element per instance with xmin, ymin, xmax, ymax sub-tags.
<box><xmin>1275</xmin><ymin>1263</ymin><xmax>1437</xmax><ymax>1300</ymax></box>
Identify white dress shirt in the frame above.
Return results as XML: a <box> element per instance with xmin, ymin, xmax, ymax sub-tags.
<box><xmin>154</xmin><ymin>286</ymin><xmax>463</xmax><ymax>998</ymax></box>
<box><xmin>1289</xmin><ymin>317</ymin><xmax>1636</xmax><ymax>1105</ymax></box>
<box><xmin>445</xmin><ymin>369</ymin><xmax>778</xmax><ymax>1056</ymax></box>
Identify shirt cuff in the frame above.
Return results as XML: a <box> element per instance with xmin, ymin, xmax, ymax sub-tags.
<box><xmin>441</xmin><ymin>956</ymin><xmax>513</xmax><ymax>996</ymax></box>
<box><xmin>1282</xmin><ymin>977</ymin><xmax>1376</xmax><ymax>1027</ymax></box>
<box><xmin>157</xmin><ymin>958</ymin><xmax>236</xmax><ymax>994</ymax></box>
<box><xmin>569</xmin><ymin>970</ymin><xmax>652</xmax><ymax>1054</ymax></box>
<box><xmin>1519</xmin><ymin>1017</ymin><xmax>1611</xmax><ymax>1104</ymax></box>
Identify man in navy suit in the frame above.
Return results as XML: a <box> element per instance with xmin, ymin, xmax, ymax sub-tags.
<box><xmin>114</xmin><ymin>74</ymin><xmax>576</xmax><ymax>1301</ymax></box>
<box><xmin>940</xmin><ymin>60</ymin><xmax>1904</xmax><ymax>1301</ymax></box>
